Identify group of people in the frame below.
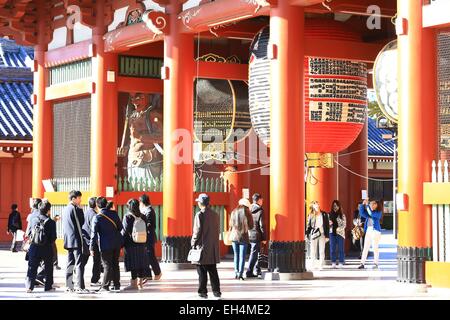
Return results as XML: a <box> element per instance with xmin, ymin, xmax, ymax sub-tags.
<box><xmin>11</xmin><ymin>189</ymin><xmax>382</xmax><ymax>296</ymax></box>
<box><xmin>306</xmin><ymin>198</ymin><xmax>383</xmax><ymax>271</ymax></box>
<box><xmin>24</xmin><ymin>191</ymin><xmax>162</xmax><ymax>293</ymax></box>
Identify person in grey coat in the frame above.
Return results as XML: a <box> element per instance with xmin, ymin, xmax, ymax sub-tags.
<box><xmin>62</xmin><ymin>190</ymin><xmax>89</xmax><ymax>293</ymax></box>
<box><xmin>191</xmin><ymin>193</ymin><xmax>221</xmax><ymax>299</ymax></box>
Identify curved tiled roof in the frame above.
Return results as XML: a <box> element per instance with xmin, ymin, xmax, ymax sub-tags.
<box><xmin>368</xmin><ymin>117</ymin><xmax>395</xmax><ymax>157</ymax></box>
<box><xmin>0</xmin><ymin>38</ymin><xmax>33</xmax><ymax>141</ymax></box>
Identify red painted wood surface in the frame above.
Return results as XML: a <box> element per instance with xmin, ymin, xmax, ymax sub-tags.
<box><xmin>0</xmin><ymin>157</ymin><xmax>32</xmax><ymax>242</ymax></box>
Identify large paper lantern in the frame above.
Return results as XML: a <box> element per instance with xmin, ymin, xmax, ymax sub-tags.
<box><xmin>249</xmin><ymin>20</ymin><xmax>368</xmax><ymax>153</ymax></box>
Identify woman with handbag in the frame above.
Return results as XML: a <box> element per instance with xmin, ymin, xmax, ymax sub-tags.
<box><xmin>228</xmin><ymin>198</ymin><xmax>254</xmax><ymax>280</ymax></box>
<box><xmin>328</xmin><ymin>200</ymin><xmax>346</xmax><ymax>269</ymax></box>
<box><xmin>306</xmin><ymin>201</ymin><xmax>330</xmax><ymax>271</ymax></box>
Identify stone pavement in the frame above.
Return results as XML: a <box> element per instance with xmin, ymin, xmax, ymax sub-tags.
<box><xmin>1</xmin><ymin>231</ymin><xmax>450</xmax><ymax>300</ymax></box>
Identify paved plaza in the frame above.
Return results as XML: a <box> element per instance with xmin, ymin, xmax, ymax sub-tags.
<box><xmin>1</xmin><ymin>232</ymin><xmax>450</xmax><ymax>300</ymax></box>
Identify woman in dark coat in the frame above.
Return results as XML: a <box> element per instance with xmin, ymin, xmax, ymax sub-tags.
<box><xmin>121</xmin><ymin>199</ymin><xmax>149</xmax><ymax>290</ymax></box>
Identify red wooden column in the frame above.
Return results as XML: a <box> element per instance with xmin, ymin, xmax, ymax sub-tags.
<box><xmin>32</xmin><ymin>7</ymin><xmax>52</xmax><ymax>198</ymax></box>
<box><xmin>307</xmin><ymin>166</ymin><xmax>338</xmax><ymax>213</ymax></box>
<box><xmin>397</xmin><ymin>0</ymin><xmax>437</xmax><ymax>283</ymax></box>
<box><xmin>269</xmin><ymin>3</ymin><xmax>310</xmax><ymax>278</ymax></box>
<box><xmin>345</xmin><ymin>121</ymin><xmax>368</xmax><ymax>252</ymax></box>
<box><xmin>161</xmin><ymin>0</ymin><xmax>195</xmax><ymax>265</ymax></box>
<box><xmin>91</xmin><ymin>0</ymin><xmax>118</xmax><ymax>197</ymax></box>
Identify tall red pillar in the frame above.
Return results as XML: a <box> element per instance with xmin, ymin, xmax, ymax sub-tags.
<box><xmin>397</xmin><ymin>0</ymin><xmax>437</xmax><ymax>283</ymax></box>
<box><xmin>91</xmin><ymin>0</ymin><xmax>118</xmax><ymax>197</ymax></box>
<box><xmin>161</xmin><ymin>0</ymin><xmax>195</xmax><ymax>264</ymax></box>
<box><xmin>340</xmin><ymin>122</ymin><xmax>368</xmax><ymax>252</ymax></box>
<box><xmin>32</xmin><ymin>5</ymin><xmax>52</xmax><ymax>198</ymax></box>
<box><xmin>269</xmin><ymin>3</ymin><xmax>309</xmax><ymax>277</ymax></box>
<box><xmin>306</xmin><ymin>166</ymin><xmax>338</xmax><ymax>213</ymax></box>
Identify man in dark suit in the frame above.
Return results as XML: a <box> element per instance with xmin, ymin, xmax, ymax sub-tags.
<box><xmin>82</xmin><ymin>197</ymin><xmax>103</xmax><ymax>286</ymax></box>
<box><xmin>63</xmin><ymin>190</ymin><xmax>89</xmax><ymax>293</ymax></box>
<box><xmin>191</xmin><ymin>193</ymin><xmax>221</xmax><ymax>299</ymax></box>
<box><xmin>25</xmin><ymin>199</ymin><xmax>57</xmax><ymax>293</ymax></box>
<box><xmin>140</xmin><ymin>194</ymin><xmax>162</xmax><ymax>283</ymax></box>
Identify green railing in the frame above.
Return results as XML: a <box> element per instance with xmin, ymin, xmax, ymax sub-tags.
<box><xmin>117</xmin><ymin>175</ymin><xmax>163</xmax><ymax>192</ymax></box>
<box><xmin>119</xmin><ymin>55</ymin><xmax>163</xmax><ymax>78</ymax></box>
<box><xmin>51</xmin><ymin>177</ymin><xmax>91</xmax><ymax>192</ymax></box>
<box><xmin>48</xmin><ymin>59</ymin><xmax>92</xmax><ymax>86</ymax></box>
<box><xmin>117</xmin><ymin>175</ymin><xmax>226</xmax><ymax>192</ymax></box>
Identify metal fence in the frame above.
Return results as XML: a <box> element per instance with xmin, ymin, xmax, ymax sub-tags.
<box><xmin>117</xmin><ymin>174</ymin><xmax>226</xmax><ymax>193</ymax></box>
<box><xmin>51</xmin><ymin>177</ymin><xmax>91</xmax><ymax>192</ymax></box>
<box><xmin>49</xmin><ymin>59</ymin><xmax>92</xmax><ymax>86</ymax></box>
<box><xmin>431</xmin><ymin>160</ymin><xmax>450</xmax><ymax>262</ymax></box>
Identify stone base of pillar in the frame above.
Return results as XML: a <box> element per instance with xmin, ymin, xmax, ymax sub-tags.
<box><xmin>397</xmin><ymin>246</ymin><xmax>432</xmax><ymax>284</ymax></box>
<box><xmin>161</xmin><ymin>236</ymin><xmax>191</xmax><ymax>264</ymax></box>
<box><xmin>262</xmin><ymin>271</ymin><xmax>313</xmax><ymax>281</ymax></box>
<box><xmin>268</xmin><ymin>241</ymin><xmax>306</xmax><ymax>273</ymax></box>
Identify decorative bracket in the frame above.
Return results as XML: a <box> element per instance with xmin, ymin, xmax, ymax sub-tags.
<box><xmin>143</xmin><ymin>10</ymin><xmax>169</xmax><ymax>39</ymax></box>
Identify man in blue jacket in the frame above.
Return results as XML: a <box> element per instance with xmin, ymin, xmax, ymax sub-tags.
<box><xmin>63</xmin><ymin>190</ymin><xmax>89</xmax><ymax>293</ymax></box>
<box><xmin>90</xmin><ymin>197</ymin><xmax>123</xmax><ymax>293</ymax></box>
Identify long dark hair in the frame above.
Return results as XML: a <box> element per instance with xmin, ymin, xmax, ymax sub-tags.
<box><xmin>331</xmin><ymin>200</ymin><xmax>343</xmax><ymax>219</ymax></box>
<box><xmin>127</xmin><ymin>199</ymin><xmax>141</xmax><ymax>217</ymax></box>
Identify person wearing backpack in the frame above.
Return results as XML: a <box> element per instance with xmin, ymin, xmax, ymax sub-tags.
<box><xmin>246</xmin><ymin>193</ymin><xmax>266</xmax><ymax>278</ymax></box>
<box><xmin>139</xmin><ymin>194</ymin><xmax>162</xmax><ymax>283</ymax></box>
<box><xmin>25</xmin><ymin>199</ymin><xmax>57</xmax><ymax>293</ymax></box>
<box><xmin>7</xmin><ymin>204</ymin><xmax>22</xmax><ymax>252</ymax></box>
<box><xmin>63</xmin><ymin>190</ymin><xmax>89</xmax><ymax>294</ymax></box>
<box><xmin>228</xmin><ymin>198</ymin><xmax>254</xmax><ymax>280</ymax></box>
<box><xmin>121</xmin><ymin>199</ymin><xmax>149</xmax><ymax>290</ymax></box>
<box><xmin>90</xmin><ymin>197</ymin><xmax>123</xmax><ymax>293</ymax></box>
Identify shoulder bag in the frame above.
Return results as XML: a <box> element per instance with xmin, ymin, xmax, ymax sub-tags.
<box><xmin>187</xmin><ymin>213</ymin><xmax>204</xmax><ymax>263</ymax></box>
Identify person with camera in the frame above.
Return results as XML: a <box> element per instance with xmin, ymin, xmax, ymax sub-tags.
<box><xmin>306</xmin><ymin>201</ymin><xmax>330</xmax><ymax>271</ymax></box>
<box><xmin>358</xmin><ymin>199</ymin><xmax>383</xmax><ymax>269</ymax></box>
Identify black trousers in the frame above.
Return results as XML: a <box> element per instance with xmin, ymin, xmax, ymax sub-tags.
<box><xmin>90</xmin><ymin>246</ymin><xmax>103</xmax><ymax>283</ymax></box>
<box><xmin>131</xmin><ymin>269</ymin><xmax>145</xmax><ymax>280</ymax></box>
<box><xmin>197</xmin><ymin>264</ymin><xmax>221</xmax><ymax>295</ymax></box>
<box><xmin>247</xmin><ymin>241</ymin><xmax>262</xmax><ymax>276</ymax></box>
<box><xmin>101</xmin><ymin>248</ymin><xmax>121</xmax><ymax>289</ymax></box>
<box><xmin>147</xmin><ymin>243</ymin><xmax>161</xmax><ymax>276</ymax></box>
<box><xmin>66</xmin><ymin>248</ymin><xmax>88</xmax><ymax>290</ymax></box>
<box><xmin>25</xmin><ymin>246</ymin><xmax>54</xmax><ymax>291</ymax></box>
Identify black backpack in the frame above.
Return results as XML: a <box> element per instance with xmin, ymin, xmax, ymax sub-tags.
<box><xmin>31</xmin><ymin>217</ymin><xmax>49</xmax><ymax>246</ymax></box>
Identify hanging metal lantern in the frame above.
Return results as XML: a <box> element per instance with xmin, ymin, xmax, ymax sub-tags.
<box><xmin>249</xmin><ymin>21</ymin><xmax>368</xmax><ymax>153</ymax></box>
<box><xmin>373</xmin><ymin>40</ymin><xmax>398</xmax><ymax>124</ymax></box>
<box><xmin>193</xmin><ymin>67</ymin><xmax>252</xmax><ymax>162</ymax></box>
